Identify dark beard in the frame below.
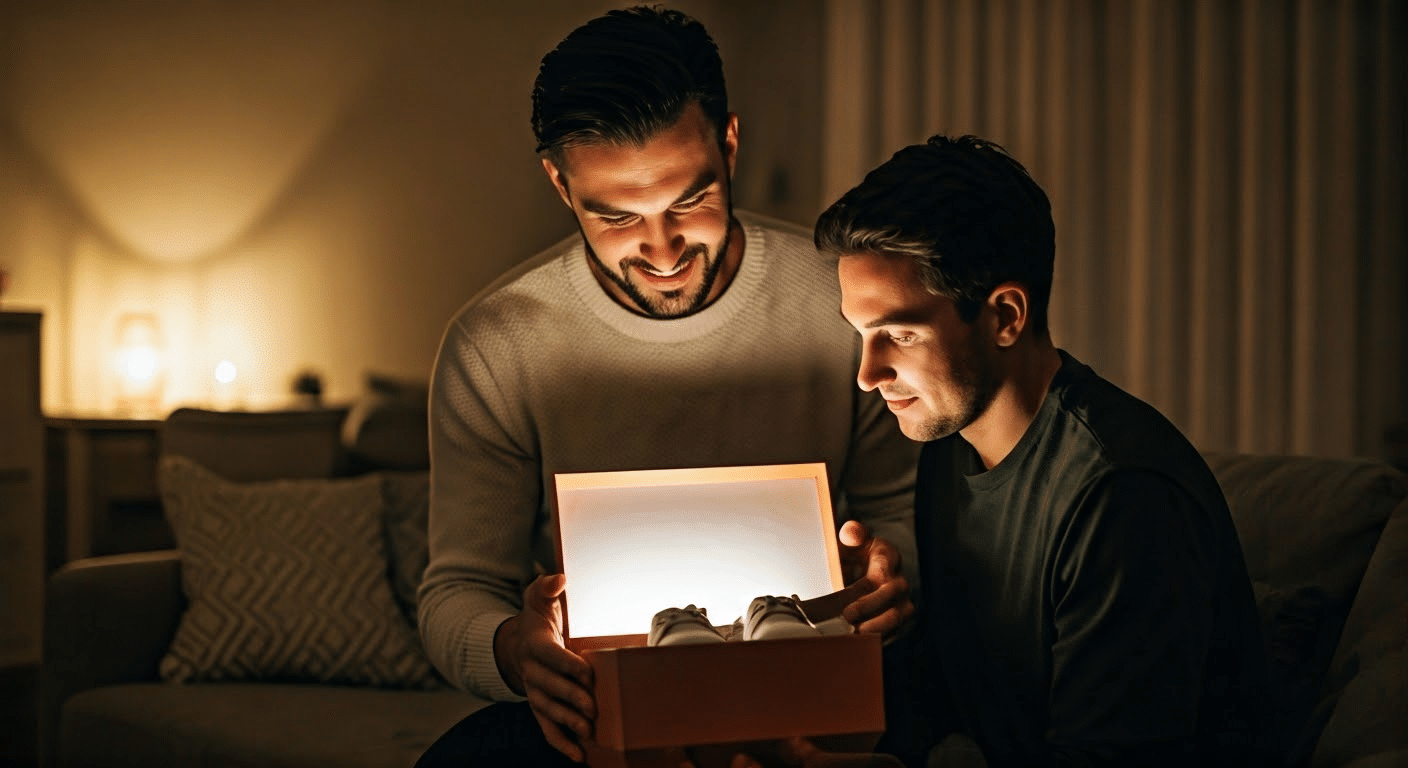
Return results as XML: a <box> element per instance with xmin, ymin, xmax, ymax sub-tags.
<box><xmin>585</xmin><ymin>224</ymin><xmax>733</xmax><ymax>319</ymax></box>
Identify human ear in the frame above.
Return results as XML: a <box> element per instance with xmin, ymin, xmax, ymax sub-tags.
<box><xmin>541</xmin><ymin>158</ymin><xmax>573</xmax><ymax>209</ymax></box>
<box><xmin>989</xmin><ymin>283</ymin><xmax>1029</xmax><ymax>347</ymax></box>
<box><xmin>722</xmin><ymin>113</ymin><xmax>740</xmax><ymax>178</ymax></box>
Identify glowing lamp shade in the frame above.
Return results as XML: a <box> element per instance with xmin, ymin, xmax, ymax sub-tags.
<box><xmin>211</xmin><ymin>359</ymin><xmax>242</xmax><ymax>410</ymax></box>
<box><xmin>112</xmin><ymin>313</ymin><xmax>164</xmax><ymax>414</ymax></box>
<box><xmin>553</xmin><ymin>463</ymin><xmax>843</xmax><ymax>641</ymax></box>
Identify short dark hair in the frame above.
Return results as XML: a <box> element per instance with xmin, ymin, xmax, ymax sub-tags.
<box><xmin>531</xmin><ymin>5</ymin><xmax>729</xmax><ymax>169</ymax></box>
<box><xmin>815</xmin><ymin>134</ymin><xmax>1056</xmax><ymax>337</ymax></box>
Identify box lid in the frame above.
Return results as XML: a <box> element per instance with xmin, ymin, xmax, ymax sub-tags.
<box><xmin>552</xmin><ymin>462</ymin><xmax>843</xmax><ymax>647</ymax></box>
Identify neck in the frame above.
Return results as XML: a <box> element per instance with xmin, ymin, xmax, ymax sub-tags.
<box><xmin>704</xmin><ymin>216</ymin><xmax>746</xmax><ymax>305</ymax></box>
<box><xmin>959</xmin><ymin>339</ymin><xmax>1062</xmax><ymax>470</ymax></box>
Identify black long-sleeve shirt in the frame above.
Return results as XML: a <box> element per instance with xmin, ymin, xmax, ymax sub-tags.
<box><xmin>888</xmin><ymin>351</ymin><xmax>1268</xmax><ymax>767</ymax></box>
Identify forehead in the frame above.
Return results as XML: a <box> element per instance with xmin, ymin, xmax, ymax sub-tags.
<box><xmin>557</xmin><ymin>106</ymin><xmax>721</xmax><ymax>199</ymax></box>
<box><xmin>838</xmin><ymin>251</ymin><xmax>953</xmax><ymax>326</ymax></box>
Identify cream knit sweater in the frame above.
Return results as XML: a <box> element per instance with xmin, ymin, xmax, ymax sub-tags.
<box><xmin>418</xmin><ymin>211</ymin><xmax>920</xmax><ymax>701</ymax></box>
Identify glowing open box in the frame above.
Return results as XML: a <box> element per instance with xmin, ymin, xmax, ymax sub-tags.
<box><xmin>552</xmin><ymin>463</ymin><xmax>886</xmax><ymax>768</ymax></box>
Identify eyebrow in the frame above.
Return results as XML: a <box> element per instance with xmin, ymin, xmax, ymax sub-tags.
<box><xmin>844</xmin><ymin>308</ymin><xmax>935</xmax><ymax>330</ymax></box>
<box><xmin>580</xmin><ymin>169</ymin><xmax>718</xmax><ymax>217</ymax></box>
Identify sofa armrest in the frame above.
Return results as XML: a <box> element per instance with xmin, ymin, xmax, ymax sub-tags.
<box><xmin>39</xmin><ymin>549</ymin><xmax>184</xmax><ymax>766</ymax></box>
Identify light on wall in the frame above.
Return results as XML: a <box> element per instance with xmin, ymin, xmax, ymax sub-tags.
<box><xmin>113</xmin><ymin>313</ymin><xmax>164</xmax><ymax>415</ymax></box>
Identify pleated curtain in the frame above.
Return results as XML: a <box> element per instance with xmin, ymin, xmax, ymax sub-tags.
<box><xmin>820</xmin><ymin>0</ymin><xmax>1406</xmax><ymax>460</ymax></box>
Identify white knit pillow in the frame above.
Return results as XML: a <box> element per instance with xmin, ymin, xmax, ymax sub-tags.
<box><xmin>157</xmin><ymin>456</ymin><xmax>439</xmax><ymax>688</ymax></box>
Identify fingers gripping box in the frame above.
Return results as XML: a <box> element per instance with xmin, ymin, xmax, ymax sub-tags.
<box><xmin>552</xmin><ymin>463</ymin><xmax>886</xmax><ymax>768</ymax></box>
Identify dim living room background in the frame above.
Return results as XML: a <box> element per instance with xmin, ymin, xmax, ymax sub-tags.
<box><xmin>1</xmin><ymin>0</ymin><xmax>1405</xmax><ymax>766</ymax></box>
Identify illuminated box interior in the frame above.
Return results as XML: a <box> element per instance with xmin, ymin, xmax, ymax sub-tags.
<box><xmin>553</xmin><ymin>462</ymin><xmax>844</xmax><ymax>644</ymax></box>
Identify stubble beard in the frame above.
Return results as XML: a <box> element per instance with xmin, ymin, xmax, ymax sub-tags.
<box><xmin>907</xmin><ymin>335</ymin><xmax>1002</xmax><ymax>443</ymax></box>
<box><xmin>586</xmin><ymin>223</ymin><xmax>733</xmax><ymax>319</ymax></box>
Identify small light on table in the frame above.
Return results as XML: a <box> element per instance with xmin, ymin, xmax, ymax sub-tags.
<box><xmin>213</xmin><ymin>360</ymin><xmax>239</xmax><ymax>409</ymax></box>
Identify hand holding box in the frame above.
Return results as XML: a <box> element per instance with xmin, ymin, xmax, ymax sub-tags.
<box><xmin>835</xmin><ymin>520</ymin><xmax>915</xmax><ymax>636</ymax></box>
<box><xmin>494</xmin><ymin>573</ymin><xmax>595</xmax><ymax>763</ymax></box>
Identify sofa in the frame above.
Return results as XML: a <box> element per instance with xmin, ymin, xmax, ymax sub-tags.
<box><xmin>40</xmin><ymin>402</ymin><xmax>1408</xmax><ymax>768</ymax></box>
<box><xmin>40</xmin><ymin>382</ymin><xmax>495</xmax><ymax>768</ymax></box>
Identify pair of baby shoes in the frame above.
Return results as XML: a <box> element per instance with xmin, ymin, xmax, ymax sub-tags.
<box><xmin>647</xmin><ymin>604</ymin><xmax>730</xmax><ymax>646</ymax></box>
<box><xmin>647</xmin><ymin>595</ymin><xmax>835</xmax><ymax>646</ymax></box>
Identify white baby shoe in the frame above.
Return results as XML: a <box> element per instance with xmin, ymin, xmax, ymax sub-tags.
<box><xmin>811</xmin><ymin>614</ymin><xmax>856</xmax><ymax>636</ymax></box>
<box><xmin>742</xmin><ymin>595</ymin><xmax>823</xmax><ymax>641</ymax></box>
<box><xmin>648</xmin><ymin>604</ymin><xmax>727</xmax><ymax>646</ymax></box>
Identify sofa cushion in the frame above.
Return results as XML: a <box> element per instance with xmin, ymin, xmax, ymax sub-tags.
<box><xmin>163</xmin><ymin>406</ymin><xmax>350</xmax><ymax>482</ymax></box>
<box><xmin>1310</xmin><ymin>495</ymin><xmax>1408</xmax><ymax>767</ymax></box>
<box><xmin>343</xmin><ymin>374</ymin><xmax>429</xmax><ymax>473</ymax></box>
<box><xmin>157</xmin><ymin>457</ymin><xmax>438</xmax><ymax>688</ymax></box>
<box><xmin>1204</xmin><ymin>453</ymin><xmax>1407</xmax><ymax>761</ymax></box>
<box><xmin>59</xmin><ymin>682</ymin><xmax>488</xmax><ymax>768</ymax></box>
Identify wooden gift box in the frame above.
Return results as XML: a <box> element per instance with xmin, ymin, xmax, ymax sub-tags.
<box><xmin>552</xmin><ymin>463</ymin><xmax>886</xmax><ymax>768</ymax></box>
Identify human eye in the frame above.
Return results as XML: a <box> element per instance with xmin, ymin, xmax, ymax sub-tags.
<box><xmin>598</xmin><ymin>213</ymin><xmax>636</xmax><ymax>227</ymax></box>
<box><xmin>671</xmin><ymin>191</ymin><xmax>708</xmax><ymax>213</ymax></box>
<box><xmin>888</xmin><ymin>331</ymin><xmax>918</xmax><ymax>345</ymax></box>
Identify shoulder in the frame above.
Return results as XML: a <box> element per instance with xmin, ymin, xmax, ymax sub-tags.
<box><xmin>1022</xmin><ymin>355</ymin><xmax>1229</xmax><ymax>533</ymax></box>
<box><xmin>736</xmin><ymin>209</ymin><xmax>840</xmax><ymax>293</ymax></box>
<box><xmin>738</xmin><ymin>210</ymin><xmax>828</xmax><ymax>264</ymax></box>
<box><xmin>445</xmin><ymin>233</ymin><xmax>580</xmax><ymax>336</ymax></box>
<box><xmin>1044</xmin><ymin>416</ymin><xmax>1222</xmax><ymax>561</ymax></box>
<box><xmin>1049</xmin><ymin>352</ymin><xmax>1209</xmax><ymax>479</ymax></box>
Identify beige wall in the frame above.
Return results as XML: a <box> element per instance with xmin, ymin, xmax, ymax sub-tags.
<box><xmin>0</xmin><ymin>0</ymin><xmax>822</xmax><ymax>413</ymax></box>
<box><xmin>2</xmin><ymin>1</ymin><xmax>1401</xmax><ymax>462</ymax></box>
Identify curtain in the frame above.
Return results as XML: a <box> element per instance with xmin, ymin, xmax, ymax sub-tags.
<box><xmin>821</xmin><ymin>0</ymin><xmax>1406</xmax><ymax>460</ymax></box>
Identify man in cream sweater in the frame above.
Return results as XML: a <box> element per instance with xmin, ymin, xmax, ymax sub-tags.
<box><xmin>415</xmin><ymin>7</ymin><xmax>919</xmax><ymax>765</ymax></box>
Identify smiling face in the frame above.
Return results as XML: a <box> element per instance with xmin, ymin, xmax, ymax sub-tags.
<box><xmin>839</xmin><ymin>251</ymin><xmax>1001</xmax><ymax>442</ymax></box>
<box><xmin>543</xmin><ymin>103</ymin><xmax>740</xmax><ymax>318</ymax></box>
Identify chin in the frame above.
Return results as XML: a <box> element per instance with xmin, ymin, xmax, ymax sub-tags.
<box><xmin>895</xmin><ymin>417</ymin><xmax>929</xmax><ymax>443</ymax></box>
<box><xmin>901</xmin><ymin>411</ymin><xmax>965</xmax><ymax>443</ymax></box>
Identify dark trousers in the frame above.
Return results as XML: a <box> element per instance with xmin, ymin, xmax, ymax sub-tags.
<box><xmin>875</xmin><ymin>627</ymin><xmax>948</xmax><ymax>768</ymax></box>
<box><xmin>415</xmin><ymin>701</ymin><xmax>583</xmax><ymax>768</ymax></box>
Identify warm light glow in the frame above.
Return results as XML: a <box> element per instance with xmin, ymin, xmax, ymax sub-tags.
<box><xmin>214</xmin><ymin>360</ymin><xmax>238</xmax><ymax>384</ymax></box>
<box><xmin>554</xmin><ymin>465</ymin><xmax>841</xmax><ymax>639</ymax></box>
<box><xmin>112</xmin><ymin>312</ymin><xmax>164</xmax><ymax>414</ymax></box>
<box><xmin>122</xmin><ymin>347</ymin><xmax>158</xmax><ymax>383</ymax></box>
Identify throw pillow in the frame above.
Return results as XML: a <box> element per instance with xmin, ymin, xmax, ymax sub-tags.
<box><xmin>379</xmin><ymin>469</ymin><xmax>431</xmax><ymax>628</ymax></box>
<box><xmin>157</xmin><ymin>456</ymin><xmax>440</xmax><ymax>688</ymax></box>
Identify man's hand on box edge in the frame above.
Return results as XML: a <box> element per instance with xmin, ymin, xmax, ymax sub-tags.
<box><xmin>836</xmin><ymin>520</ymin><xmax>914</xmax><ymax>636</ymax></box>
<box><xmin>495</xmin><ymin>573</ymin><xmax>596</xmax><ymax>762</ymax></box>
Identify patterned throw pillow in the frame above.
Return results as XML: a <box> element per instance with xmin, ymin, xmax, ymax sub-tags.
<box><xmin>379</xmin><ymin>469</ymin><xmax>431</xmax><ymax>628</ymax></box>
<box><xmin>157</xmin><ymin>456</ymin><xmax>439</xmax><ymax>688</ymax></box>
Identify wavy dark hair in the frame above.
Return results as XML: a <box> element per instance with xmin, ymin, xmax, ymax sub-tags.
<box><xmin>531</xmin><ymin>5</ymin><xmax>729</xmax><ymax>171</ymax></box>
<box><xmin>815</xmin><ymin>134</ymin><xmax>1056</xmax><ymax>338</ymax></box>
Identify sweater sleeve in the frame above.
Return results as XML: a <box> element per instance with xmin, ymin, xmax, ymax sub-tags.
<box><xmin>1043</xmin><ymin>468</ymin><xmax>1217</xmax><ymax>766</ymax></box>
<box><xmin>417</xmin><ymin>315</ymin><xmax>540</xmax><ymax>702</ymax></box>
<box><xmin>841</xmin><ymin>384</ymin><xmax>922</xmax><ymax>601</ymax></box>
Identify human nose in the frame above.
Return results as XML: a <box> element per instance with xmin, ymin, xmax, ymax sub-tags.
<box><xmin>856</xmin><ymin>339</ymin><xmax>892</xmax><ymax>392</ymax></box>
<box><xmin>638</xmin><ymin>215</ymin><xmax>685</xmax><ymax>271</ymax></box>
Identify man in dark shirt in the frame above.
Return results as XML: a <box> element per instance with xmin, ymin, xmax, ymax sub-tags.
<box><xmin>809</xmin><ymin>135</ymin><xmax>1269</xmax><ymax>767</ymax></box>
